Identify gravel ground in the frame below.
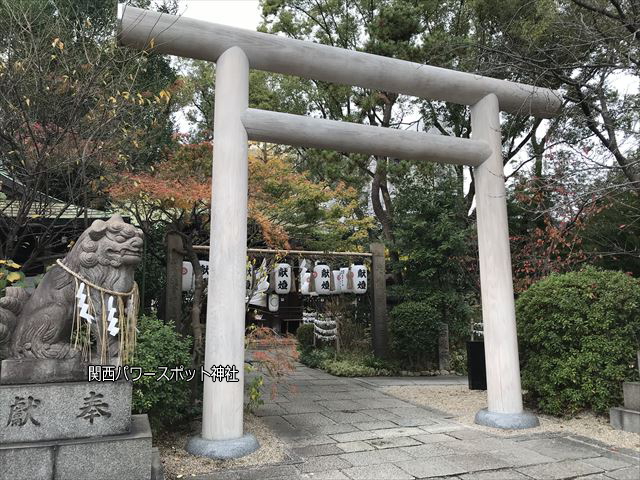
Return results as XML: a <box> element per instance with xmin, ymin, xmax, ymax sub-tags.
<box><xmin>383</xmin><ymin>385</ymin><xmax>640</xmax><ymax>451</ymax></box>
<box><xmin>157</xmin><ymin>413</ymin><xmax>289</xmax><ymax>479</ymax></box>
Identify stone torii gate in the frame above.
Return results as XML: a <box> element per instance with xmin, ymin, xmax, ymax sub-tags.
<box><xmin>117</xmin><ymin>4</ymin><xmax>562</xmax><ymax>458</ymax></box>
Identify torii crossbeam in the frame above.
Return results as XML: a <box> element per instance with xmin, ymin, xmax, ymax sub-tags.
<box><xmin>117</xmin><ymin>4</ymin><xmax>562</xmax><ymax>458</ymax></box>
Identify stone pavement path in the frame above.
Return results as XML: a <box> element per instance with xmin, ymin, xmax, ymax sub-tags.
<box><xmin>199</xmin><ymin>365</ymin><xmax>640</xmax><ymax>480</ymax></box>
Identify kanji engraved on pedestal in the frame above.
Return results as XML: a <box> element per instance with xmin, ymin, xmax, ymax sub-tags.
<box><xmin>77</xmin><ymin>391</ymin><xmax>111</xmax><ymax>424</ymax></box>
<box><xmin>6</xmin><ymin>395</ymin><xmax>41</xmax><ymax>427</ymax></box>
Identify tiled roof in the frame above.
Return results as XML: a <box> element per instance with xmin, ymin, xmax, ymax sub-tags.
<box><xmin>0</xmin><ymin>200</ymin><xmax>108</xmax><ymax>219</ymax></box>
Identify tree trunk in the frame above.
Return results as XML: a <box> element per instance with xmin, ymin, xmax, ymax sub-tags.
<box><xmin>180</xmin><ymin>234</ymin><xmax>204</xmax><ymax>367</ymax></box>
<box><xmin>368</xmin><ymin>94</ymin><xmax>403</xmax><ymax>284</ymax></box>
<box><xmin>371</xmin><ymin>158</ymin><xmax>402</xmax><ymax>284</ymax></box>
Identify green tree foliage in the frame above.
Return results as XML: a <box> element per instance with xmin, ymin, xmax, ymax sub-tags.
<box><xmin>260</xmin><ymin>0</ymin><xmax>440</xmax><ymax>280</ymax></box>
<box><xmin>258</xmin><ymin>0</ymin><xmax>638</xmax><ymax>287</ymax></box>
<box><xmin>471</xmin><ymin>0</ymin><xmax>639</xmax><ymax>283</ymax></box>
<box><xmin>517</xmin><ymin>268</ymin><xmax>640</xmax><ymax>415</ymax></box>
<box><xmin>134</xmin><ymin>222</ymin><xmax>167</xmax><ymax>314</ymax></box>
<box><xmin>391</xmin><ymin>163</ymin><xmax>475</xmax><ymax>342</ymax></box>
<box><xmin>581</xmin><ymin>189</ymin><xmax>640</xmax><ymax>276</ymax></box>
<box><xmin>471</xmin><ymin>0</ymin><xmax>638</xmax><ymax>193</ymax></box>
<box><xmin>175</xmin><ymin>59</ymin><xmax>309</xmax><ymax>143</ymax></box>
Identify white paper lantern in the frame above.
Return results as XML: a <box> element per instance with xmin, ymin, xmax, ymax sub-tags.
<box><xmin>182</xmin><ymin>260</ymin><xmax>210</xmax><ymax>292</ymax></box>
<box><xmin>182</xmin><ymin>261</ymin><xmax>194</xmax><ymax>292</ymax></box>
<box><xmin>351</xmin><ymin>265</ymin><xmax>368</xmax><ymax>294</ymax></box>
<box><xmin>331</xmin><ymin>270</ymin><xmax>342</xmax><ymax>294</ymax></box>
<box><xmin>339</xmin><ymin>267</ymin><xmax>350</xmax><ymax>293</ymax></box>
<box><xmin>313</xmin><ymin>264</ymin><xmax>331</xmax><ymax>295</ymax></box>
<box><xmin>274</xmin><ymin>263</ymin><xmax>292</xmax><ymax>294</ymax></box>
<box><xmin>268</xmin><ymin>294</ymin><xmax>280</xmax><ymax>312</ymax></box>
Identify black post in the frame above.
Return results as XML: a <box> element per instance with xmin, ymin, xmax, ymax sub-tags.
<box><xmin>370</xmin><ymin>243</ymin><xmax>388</xmax><ymax>357</ymax></box>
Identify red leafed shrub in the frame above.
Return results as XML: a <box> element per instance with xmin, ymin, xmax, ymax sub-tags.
<box><xmin>245</xmin><ymin>326</ymin><xmax>299</xmax><ymax>410</ymax></box>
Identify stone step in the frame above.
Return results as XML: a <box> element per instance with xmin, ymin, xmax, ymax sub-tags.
<box><xmin>610</xmin><ymin>406</ymin><xmax>640</xmax><ymax>434</ymax></box>
<box><xmin>0</xmin><ymin>380</ymin><xmax>132</xmax><ymax>443</ymax></box>
<box><xmin>623</xmin><ymin>381</ymin><xmax>640</xmax><ymax>411</ymax></box>
<box><xmin>0</xmin><ymin>414</ymin><xmax>153</xmax><ymax>480</ymax></box>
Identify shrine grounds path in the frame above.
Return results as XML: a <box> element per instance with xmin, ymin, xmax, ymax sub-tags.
<box><xmin>194</xmin><ymin>365</ymin><xmax>640</xmax><ymax>480</ymax></box>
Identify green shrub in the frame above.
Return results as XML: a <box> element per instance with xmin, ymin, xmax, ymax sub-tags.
<box><xmin>132</xmin><ymin>314</ymin><xmax>193</xmax><ymax>428</ymax></box>
<box><xmin>389</xmin><ymin>301</ymin><xmax>441</xmax><ymax>369</ymax></box>
<box><xmin>361</xmin><ymin>352</ymin><xmax>399</xmax><ymax>372</ymax></box>
<box><xmin>323</xmin><ymin>359</ymin><xmax>378</xmax><ymax>376</ymax></box>
<box><xmin>517</xmin><ymin>268</ymin><xmax>640</xmax><ymax>416</ymax></box>
<box><xmin>299</xmin><ymin>347</ymin><xmax>334</xmax><ymax>368</ymax></box>
<box><xmin>299</xmin><ymin>347</ymin><xmax>397</xmax><ymax>376</ymax></box>
<box><xmin>323</xmin><ymin>356</ymin><xmax>394</xmax><ymax>377</ymax></box>
<box><xmin>245</xmin><ymin>364</ymin><xmax>264</xmax><ymax>413</ymax></box>
<box><xmin>449</xmin><ymin>347</ymin><xmax>468</xmax><ymax>375</ymax></box>
<box><xmin>296</xmin><ymin>323</ymin><xmax>315</xmax><ymax>351</ymax></box>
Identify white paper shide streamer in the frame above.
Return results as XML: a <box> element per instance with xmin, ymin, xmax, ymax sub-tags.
<box><xmin>59</xmin><ymin>259</ymin><xmax>139</xmax><ymax>364</ymax></box>
<box><xmin>75</xmin><ymin>282</ymin><xmax>94</xmax><ymax>324</ymax></box>
<box><xmin>302</xmin><ymin>310</ymin><xmax>317</xmax><ymax>324</ymax></box>
<box><xmin>106</xmin><ymin>296</ymin><xmax>119</xmax><ymax>336</ymax></box>
<box><xmin>314</xmin><ymin>313</ymin><xmax>337</xmax><ymax>341</ymax></box>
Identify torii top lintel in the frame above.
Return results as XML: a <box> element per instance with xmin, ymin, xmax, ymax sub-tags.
<box><xmin>117</xmin><ymin>4</ymin><xmax>562</xmax><ymax>118</ymax></box>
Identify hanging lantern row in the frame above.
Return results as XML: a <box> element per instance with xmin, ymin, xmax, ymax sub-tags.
<box><xmin>298</xmin><ymin>261</ymin><xmax>368</xmax><ymax>296</ymax></box>
<box><xmin>187</xmin><ymin>260</ymin><xmax>367</xmax><ymax>296</ymax></box>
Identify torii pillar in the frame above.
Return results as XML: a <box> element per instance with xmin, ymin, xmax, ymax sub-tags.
<box><xmin>471</xmin><ymin>94</ymin><xmax>538</xmax><ymax>428</ymax></box>
<box><xmin>185</xmin><ymin>47</ymin><xmax>260</xmax><ymax>458</ymax></box>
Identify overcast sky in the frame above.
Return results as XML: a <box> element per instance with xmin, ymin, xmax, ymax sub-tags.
<box><xmin>179</xmin><ymin>0</ymin><xmax>261</xmax><ymax>30</ymax></box>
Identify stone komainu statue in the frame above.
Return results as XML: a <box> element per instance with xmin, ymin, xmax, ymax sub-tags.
<box><xmin>0</xmin><ymin>214</ymin><xmax>143</xmax><ymax>363</ymax></box>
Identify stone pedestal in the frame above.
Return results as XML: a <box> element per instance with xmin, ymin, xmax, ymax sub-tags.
<box><xmin>610</xmin><ymin>381</ymin><xmax>640</xmax><ymax>434</ymax></box>
<box><xmin>0</xmin><ymin>381</ymin><xmax>132</xmax><ymax>443</ymax></box>
<box><xmin>0</xmin><ymin>359</ymin><xmax>163</xmax><ymax>480</ymax></box>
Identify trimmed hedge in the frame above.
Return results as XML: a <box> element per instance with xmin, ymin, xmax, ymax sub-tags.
<box><xmin>389</xmin><ymin>301</ymin><xmax>441</xmax><ymax>370</ymax></box>
<box><xmin>517</xmin><ymin>268</ymin><xmax>640</xmax><ymax>415</ymax></box>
